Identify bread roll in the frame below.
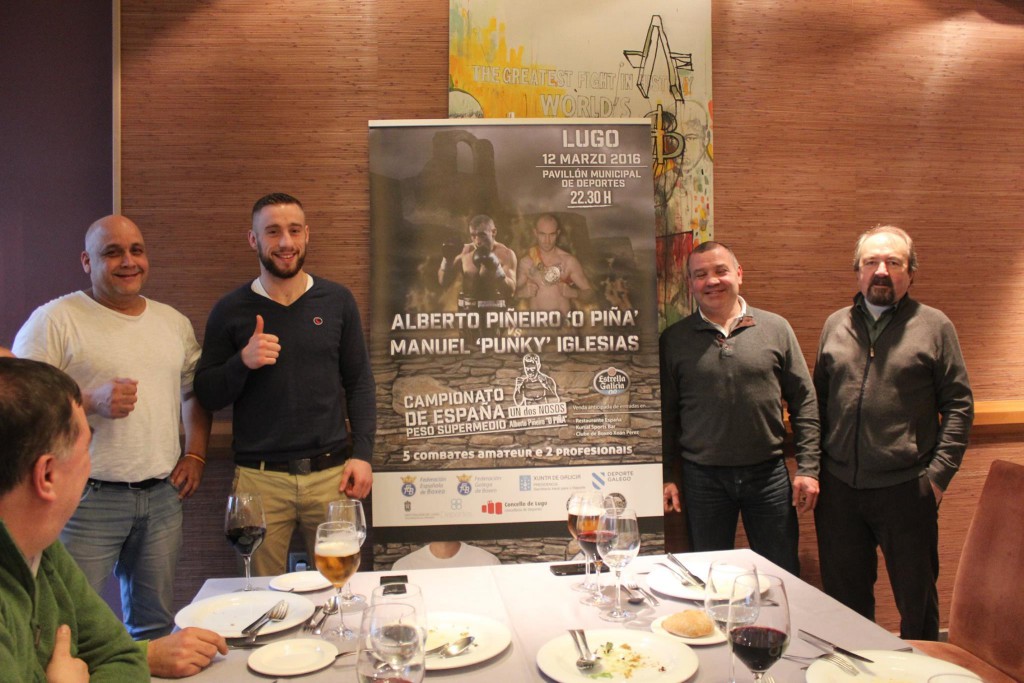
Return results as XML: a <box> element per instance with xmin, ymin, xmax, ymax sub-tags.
<box><xmin>662</xmin><ymin>609</ymin><xmax>714</xmax><ymax>638</ymax></box>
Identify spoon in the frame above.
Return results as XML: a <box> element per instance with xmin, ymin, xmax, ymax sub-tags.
<box><xmin>622</xmin><ymin>584</ymin><xmax>645</xmax><ymax>605</ymax></box>
<box><xmin>569</xmin><ymin>630</ymin><xmax>598</xmax><ymax>672</ymax></box>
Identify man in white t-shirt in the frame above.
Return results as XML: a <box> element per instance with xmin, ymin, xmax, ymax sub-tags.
<box><xmin>392</xmin><ymin>541</ymin><xmax>501</xmax><ymax>570</ymax></box>
<box><xmin>13</xmin><ymin>215</ymin><xmax>212</xmax><ymax>641</ymax></box>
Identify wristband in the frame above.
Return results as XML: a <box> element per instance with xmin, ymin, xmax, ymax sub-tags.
<box><xmin>183</xmin><ymin>453</ymin><xmax>206</xmax><ymax>465</ymax></box>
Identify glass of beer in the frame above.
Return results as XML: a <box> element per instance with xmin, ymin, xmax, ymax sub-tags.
<box><xmin>315</xmin><ymin>521</ymin><xmax>361</xmax><ymax>640</ymax></box>
<box><xmin>326</xmin><ymin>499</ymin><xmax>367</xmax><ymax>607</ymax></box>
<box><xmin>224</xmin><ymin>492</ymin><xmax>266</xmax><ymax>591</ymax></box>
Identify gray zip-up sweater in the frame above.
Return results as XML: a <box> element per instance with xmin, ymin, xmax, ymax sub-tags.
<box><xmin>660</xmin><ymin>305</ymin><xmax>821</xmax><ymax>477</ymax></box>
<box><xmin>814</xmin><ymin>294</ymin><xmax>973</xmax><ymax>490</ymax></box>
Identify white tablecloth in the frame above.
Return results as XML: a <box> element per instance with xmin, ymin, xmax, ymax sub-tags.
<box><xmin>158</xmin><ymin>548</ymin><xmax>908</xmax><ymax>682</ymax></box>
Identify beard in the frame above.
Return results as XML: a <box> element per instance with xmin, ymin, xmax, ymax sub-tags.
<box><xmin>257</xmin><ymin>240</ymin><xmax>306</xmax><ymax>279</ymax></box>
<box><xmin>865</xmin><ymin>275</ymin><xmax>895</xmax><ymax>306</ymax></box>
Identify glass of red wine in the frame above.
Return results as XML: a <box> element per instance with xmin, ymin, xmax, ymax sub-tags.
<box><xmin>575</xmin><ymin>491</ymin><xmax>612</xmax><ymax>607</ymax></box>
<box><xmin>729</xmin><ymin>574</ymin><xmax>789</xmax><ymax>682</ymax></box>
<box><xmin>225</xmin><ymin>492</ymin><xmax>266</xmax><ymax>591</ymax></box>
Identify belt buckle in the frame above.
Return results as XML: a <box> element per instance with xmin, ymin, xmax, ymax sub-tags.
<box><xmin>127</xmin><ymin>481</ymin><xmax>143</xmax><ymax>490</ymax></box>
<box><xmin>292</xmin><ymin>458</ymin><xmax>313</xmax><ymax>476</ymax></box>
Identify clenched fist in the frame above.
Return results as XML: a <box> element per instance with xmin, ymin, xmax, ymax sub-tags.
<box><xmin>86</xmin><ymin>377</ymin><xmax>138</xmax><ymax>419</ymax></box>
<box><xmin>241</xmin><ymin>315</ymin><xmax>281</xmax><ymax>369</ymax></box>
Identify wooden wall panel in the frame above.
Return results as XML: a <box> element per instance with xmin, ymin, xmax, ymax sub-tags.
<box><xmin>120</xmin><ymin>0</ymin><xmax>1024</xmax><ymax>632</ymax></box>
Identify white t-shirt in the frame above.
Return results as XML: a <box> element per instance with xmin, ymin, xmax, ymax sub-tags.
<box><xmin>13</xmin><ymin>291</ymin><xmax>200</xmax><ymax>481</ymax></box>
<box><xmin>392</xmin><ymin>543</ymin><xmax>501</xmax><ymax>570</ymax></box>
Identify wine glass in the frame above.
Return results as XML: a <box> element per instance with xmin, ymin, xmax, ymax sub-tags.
<box><xmin>356</xmin><ymin>603</ymin><xmax>425</xmax><ymax>683</ymax></box>
<box><xmin>729</xmin><ymin>574</ymin><xmax>789</xmax><ymax>682</ymax></box>
<box><xmin>315</xmin><ymin>521</ymin><xmax>361</xmax><ymax>641</ymax></box>
<box><xmin>566</xmin><ymin>491</ymin><xmax>591</xmax><ymax>591</ymax></box>
<box><xmin>370</xmin><ymin>582</ymin><xmax>427</xmax><ymax>644</ymax></box>
<box><xmin>576</xmin><ymin>491</ymin><xmax>612</xmax><ymax>607</ymax></box>
<box><xmin>224</xmin><ymin>492</ymin><xmax>266</xmax><ymax>591</ymax></box>
<box><xmin>597</xmin><ymin>507</ymin><xmax>641</xmax><ymax>622</ymax></box>
<box><xmin>326</xmin><ymin>499</ymin><xmax>367</xmax><ymax>607</ymax></box>
<box><xmin>705</xmin><ymin>560</ymin><xmax>759</xmax><ymax>683</ymax></box>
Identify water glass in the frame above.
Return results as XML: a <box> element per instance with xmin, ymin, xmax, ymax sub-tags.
<box><xmin>356</xmin><ymin>603</ymin><xmax>425</xmax><ymax>683</ymax></box>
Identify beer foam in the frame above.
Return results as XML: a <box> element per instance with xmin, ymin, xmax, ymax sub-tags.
<box><xmin>316</xmin><ymin>540</ymin><xmax>359</xmax><ymax>556</ymax></box>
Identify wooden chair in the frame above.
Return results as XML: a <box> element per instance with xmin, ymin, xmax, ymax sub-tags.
<box><xmin>909</xmin><ymin>459</ymin><xmax>1024</xmax><ymax>682</ymax></box>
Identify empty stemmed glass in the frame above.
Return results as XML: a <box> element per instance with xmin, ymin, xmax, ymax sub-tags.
<box><xmin>314</xmin><ymin>521</ymin><xmax>361</xmax><ymax>641</ymax></box>
<box><xmin>730</xmin><ymin>574</ymin><xmax>789</xmax><ymax>682</ymax></box>
<box><xmin>224</xmin><ymin>492</ymin><xmax>266</xmax><ymax>591</ymax></box>
<box><xmin>575</xmin><ymin>491</ymin><xmax>611</xmax><ymax>607</ymax></box>
<box><xmin>597</xmin><ymin>507</ymin><xmax>641</xmax><ymax>622</ymax></box>
<box><xmin>326</xmin><ymin>499</ymin><xmax>367</xmax><ymax>607</ymax></box>
<box><xmin>705</xmin><ymin>560</ymin><xmax>759</xmax><ymax>683</ymax></box>
<box><xmin>356</xmin><ymin>602</ymin><xmax>425</xmax><ymax>683</ymax></box>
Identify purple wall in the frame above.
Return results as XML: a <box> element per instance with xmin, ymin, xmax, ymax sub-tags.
<box><xmin>0</xmin><ymin>1</ymin><xmax>113</xmax><ymax>346</ymax></box>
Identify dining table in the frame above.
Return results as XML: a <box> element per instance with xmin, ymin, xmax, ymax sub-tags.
<box><xmin>158</xmin><ymin>548</ymin><xmax>916</xmax><ymax>682</ymax></box>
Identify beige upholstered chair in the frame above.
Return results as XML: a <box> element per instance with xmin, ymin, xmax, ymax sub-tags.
<box><xmin>909</xmin><ymin>459</ymin><xmax>1024</xmax><ymax>682</ymax></box>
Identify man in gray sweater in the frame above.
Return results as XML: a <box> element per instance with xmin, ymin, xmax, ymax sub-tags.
<box><xmin>661</xmin><ymin>242</ymin><xmax>820</xmax><ymax>575</ymax></box>
<box><xmin>814</xmin><ymin>225</ymin><xmax>973</xmax><ymax>640</ymax></box>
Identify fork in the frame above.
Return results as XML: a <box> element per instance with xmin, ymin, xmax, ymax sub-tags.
<box><xmin>245</xmin><ymin>600</ymin><xmax>288</xmax><ymax>645</ymax></box>
<box><xmin>625</xmin><ymin>579</ymin><xmax>659</xmax><ymax>606</ymax></box>
<box><xmin>783</xmin><ymin>653</ymin><xmax>860</xmax><ymax>676</ymax></box>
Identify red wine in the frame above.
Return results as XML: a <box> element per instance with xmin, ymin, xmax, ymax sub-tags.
<box><xmin>577</xmin><ymin>530</ymin><xmax>614</xmax><ymax>559</ymax></box>
<box><xmin>225</xmin><ymin>525</ymin><xmax>266</xmax><ymax>556</ymax></box>
<box><xmin>730</xmin><ymin>626</ymin><xmax>788</xmax><ymax>672</ymax></box>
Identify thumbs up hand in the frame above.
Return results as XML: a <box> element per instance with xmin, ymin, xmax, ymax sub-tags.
<box><xmin>241</xmin><ymin>315</ymin><xmax>281</xmax><ymax>369</ymax></box>
<box><xmin>46</xmin><ymin>624</ymin><xmax>90</xmax><ymax>683</ymax></box>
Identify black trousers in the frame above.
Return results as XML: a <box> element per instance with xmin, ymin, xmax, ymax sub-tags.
<box><xmin>814</xmin><ymin>468</ymin><xmax>940</xmax><ymax>640</ymax></box>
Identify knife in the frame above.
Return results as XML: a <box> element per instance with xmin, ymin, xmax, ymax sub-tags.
<box><xmin>666</xmin><ymin>554</ymin><xmax>706</xmax><ymax>588</ymax></box>
<box><xmin>798</xmin><ymin>629</ymin><xmax>875</xmax><ymax>663</ymax></box>
<box><xmin>241</xmin><ymin>604</ymin><xmax>276</xmax><ymax>635</ymax></box>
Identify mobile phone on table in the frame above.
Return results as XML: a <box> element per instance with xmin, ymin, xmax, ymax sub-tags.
<box><xmin>379</xmin><ymin>574</ymin><xmax>409</xmax><ymax>594</ymax></box>
<box><xmin>549</xmin><ymin>562</ymin><xmax>608</xmax><ymax>576</ymax></box>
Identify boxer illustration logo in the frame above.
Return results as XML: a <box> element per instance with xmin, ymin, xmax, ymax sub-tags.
<box><xmin>513</xmin><ymin>353</ymin><xmax>560</xmax><ymax>406</ymax></box>
<box><xmin>593</xmin><ymin>367</ymin><xmax>630</xmax><ymax>396</ymax></box>
<box><xmin>401</xmin><ymin>475</ymin><xmax>417</xmax><ymax>497</ymax></box>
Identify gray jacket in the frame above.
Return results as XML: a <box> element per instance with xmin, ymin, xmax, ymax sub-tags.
<box><xmin>814</xmin><ymin>294</ymin><xmax>973</xmax><ymax>490</ymax></box>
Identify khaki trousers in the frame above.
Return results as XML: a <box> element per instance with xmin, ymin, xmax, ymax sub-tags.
<box><xmin>233</xmin><ymin>464</ymin><xmax>349</xmax><ymax>576</ymax></box>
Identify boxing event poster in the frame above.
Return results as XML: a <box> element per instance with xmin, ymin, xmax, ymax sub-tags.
<box><xmin>368</xmin><ymin>119</ymin><xmax>662</xmax><ymax>547</ymax></box>
<box><xmin>449</xmin><ymin>0</ymin><xmax>714</xmax><ymax>330</ymax></box>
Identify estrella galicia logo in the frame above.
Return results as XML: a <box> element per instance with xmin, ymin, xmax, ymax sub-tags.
<box><xmin>456</xmin><ymin>474</ymin><xmax>472</xmax><ymax>496</ymax></box>
<box><xmin>400</xmin><ymin>475</ymin><xmax>417</xmax><ymax>497</ymax></box>
<box><xmin>593</xmin><ymin>367</ymin><xmax>630</xmax><ymax>396</ymax></box>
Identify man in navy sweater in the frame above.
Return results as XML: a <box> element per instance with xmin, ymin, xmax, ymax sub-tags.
<box><xmin>195</xmin><ymin>193</ymin><xmax>376</xmax><ymax>576</ymax></box>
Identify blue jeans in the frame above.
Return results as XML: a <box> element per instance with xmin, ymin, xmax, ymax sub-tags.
<box><xmin>680</xmin><ymin>458</ymin><xmax>800</xmax><ymax>575</ymax></box>
<box><xmin>60</xmin><ymin>479</ymin><xmax>182</xmax><ymax>639</ymax></box>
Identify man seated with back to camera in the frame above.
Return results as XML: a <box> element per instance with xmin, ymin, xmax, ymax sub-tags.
<box><xmin>0</xmin><ymin>357</ymin><xmax>228</xmax><ymax>681</ymax></box>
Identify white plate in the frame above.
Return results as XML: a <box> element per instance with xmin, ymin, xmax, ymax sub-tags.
<box><xmin>269</xmin><ymin>570</ymin><xmax>332</xmax><ymax>593</ymax></box>
<box><xmin>424</xmin><ymin>611</ymin><xmax>512</xmax><ymax>671</ymax></box>
<box><xmin>651</xmin><ymin>614</ymin><xmax>726</xmax><ymax>645</ymax></box>
<box><xmin>805</xmin><ymin>649</ymin><xmax>982</xmax><ymax>683</ymax></box>
<box><xmin>646</xmin><ymin>565</ymin><xmax>771</xmax><ymax>601</ymax></box>
<box><xmin>174</xmin><ymin>590</ymin><xmax>315</xmax><ymax>638</ymax></box>
<box><xmin>247</xmin><ymin>638</ymin><xmax>339</xmax><ymax>676</ymax></box>
<box><xmin>536</xmin><ymin>629</ymin><xmax>699</xmax><ymax>682</ymax></box>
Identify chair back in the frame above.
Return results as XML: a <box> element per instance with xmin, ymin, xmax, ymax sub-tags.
<box><xmin>947</xmin><ymin>459</ymin><xmax>1024</xmax><ymax>681</ymax></box>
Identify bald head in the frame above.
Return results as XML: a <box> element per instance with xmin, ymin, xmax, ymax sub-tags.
<box><xmin>81</xmin><ymin>215</ymin><xmax>149</xmax><ymax>312</ymax></box>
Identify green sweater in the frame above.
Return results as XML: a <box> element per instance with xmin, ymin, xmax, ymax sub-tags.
<box><xmin>0</xmin><ymin>522</ymin><xmax>148</xmax><ymax>682</ymax></box>
<box><xmin>660</xmin><ymin>305</ymin><xmax>821</xmax><ymax>477</ymax></box>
